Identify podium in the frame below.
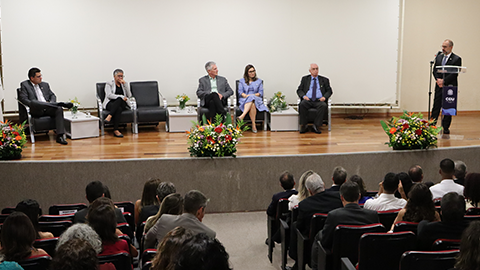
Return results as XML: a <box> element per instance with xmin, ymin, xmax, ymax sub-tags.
<box><xmin>434</xmin><ymin>65</ymin><xmax>466</xmax><ymax>128</ymax></box>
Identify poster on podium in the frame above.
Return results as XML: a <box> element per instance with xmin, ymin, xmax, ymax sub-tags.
<box><xmin>442</xmin><ymin>86</ymin><xmax>457</xmax><ymax>116</ymax></box>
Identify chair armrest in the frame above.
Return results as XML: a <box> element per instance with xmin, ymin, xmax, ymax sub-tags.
<box><xmin>197</xmin><ymin>98</ymin><xmax>201</xmax><ymax>108</ymax></box>
<box><xmin>129</xmin><ymin>97</ymin><xmax>137</xmax><ymax>110</ymax></box>
<box><xmin>233</xmin><ymin>97</ymin><xmax>237</xmax><ymax>109</ymax></box>
<box><xmin>340</xmin><ymin>257</ymin><xmax>356</xmax><ymax>270</ymax></box>
<box><xmin>16</xmin><ymin>98</ymin><xmax>31</xmax><ymax>114</ymax></box>
<box><xmin>227</xmin><ymin>96</ymin><xmax>232</xmax><ymax>108</ymax></box>
<box><xmin>158</xmin><ymin>90</ymin><xmax>167</xmax><ymax>108</ymax></box>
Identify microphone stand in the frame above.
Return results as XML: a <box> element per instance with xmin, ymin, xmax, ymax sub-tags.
<box><xmin>428</xmin><ymin>60</ymin><xmax>434</xmax><ymax>119</ymax></box>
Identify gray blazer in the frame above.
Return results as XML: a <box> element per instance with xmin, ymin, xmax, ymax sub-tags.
<box><xmin>196</xmin><ymin>75</ymin><xmax>233</xmax><ymax>106</ymax></box>
<box><xmin>144</xmin><ymin>213</ymin><xmax>216</xmax><ymax>248</ymax></box>
<box><xmin>19</xmin><ymin>80</ymin><xmax>57</xmax><ymax>107</ymax></box>
<box><xmin>103</xmin><ymin>80</ymin><xmax>132</xmax><ymax>109</ymax></box>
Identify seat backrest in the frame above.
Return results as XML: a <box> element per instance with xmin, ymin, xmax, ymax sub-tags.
<box><xmin>432</xmin><ymin>239</ymin><xmax>461</xmax><ymax>251</ymax></box>
<box><xmin>98</xmin><ymin>252</ymin><xmax>131</xmax><ymax>270</ymax></box>
<box><xmin>292</xmin><ymin>206</ymin><xmax>299</xmax><ymax>223</ymax></box>
<box><xmin>0</xmin><ymin>214</ymin><xmax>9</xmax><ymax>224</ymax></box>
<box><xmin>38</xmin><ymin>220</ymin><xmax>73</xmax><ymax>237</ymax></box>
<box><xmin>130</xmin><ymin>81</ymin><xmax>160</xmax><ymax>107</ymax></box>
<box><xmin>358</xmin><ymin>232</ymin><xmax>416</xmax><ymax>270</ymax></box>
<box><xmin>49</xmin><ymin>203</ymin><xmax>87</xmax><ymax>215</ymax></box>
<box><xmin>96</xmin><ymin>82</ymin><xmax>107</xmax><ymax>103</ymax></box>
<box><xmin>310</xmin><ymin>213</ymin><xmax>328</xmax><ymax>239</ymax></box>
<box><xmin>117</xmin><ymin>223</ymin><xmax>134</xmax><ymax>241</ymax></box>
<box><xmin>464</xmin><ymin>215</ymin><xmax>480</xmax><ymax>222</ymax></box>
<box><xmin>142</xmin><ymin>261</ymin><xmax>153</xmax><ymax>270</ymax></box>
<box><xmin>377</xmin><ymin>209</ymin><xmax>402</xmax><ymax>230</ymax></box>
<box><xmin>34</xmin><ymin>237</ymin><xmax>59</xmax><ymax>257</ymax></box>
<box><xmin>466</xmin><ymin>207</ymin><xmax>480</xmax><ymax>215</ymax></box>
<box><xmin>1</xmin><ymin>207</ymin><xmax>16</xmax><ymax>214</ymax></box>
<box><xmin>393</xmin><ymin>221</ymin><xmax>419</xmax><ymax>234</ymax></box>
<box><xmin>39</xmin><ymin>214</ymin><xmax>75</xmax><ymax>222</ymax></box>
<box><xmin>399</xmin><ymin>250</ymin><xmax>459</xmax><ymax>270</ymax></box>
<box><xmin>19</xmin><ymin>255</ymin><xmax>53</xmax><ymax>270</ymax></box>
<box><xmin>17</xmin><ymin>88</ymin><xmax>29</xmax><ymax>123</ymax></box>
<box><xmin>141</xmin><ymin>249</ymin><xmax>157</xmax><ymax>267</ymax></box>
<box><xmin>114</xmin><ymin>201</ymin><xmax>135</xmax><ymax>215</ymax></box>
<box><xmin>276</xmin><ymin>198</ymin><xmax>290</xmax><ymax>220</ymax></box>
<box><xmin>136</xmin><ymin>221</ymin><xmax>147</xmax><ymax>252</ymax></box>
<box><xmin>122</xmin><ymin>212</ymin><xmax>135</xmax><ymax>232</ymax></box>
<box><xmin>332</xmin><ymin>223</ymin><xmax>386</xmax><ymax>270</ymax></box>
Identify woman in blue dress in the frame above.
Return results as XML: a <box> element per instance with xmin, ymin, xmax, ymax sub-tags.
<box><xmin>238</xmin><ymin>64</ymin><xmax>269</xmax><ymax>132</ymax></box>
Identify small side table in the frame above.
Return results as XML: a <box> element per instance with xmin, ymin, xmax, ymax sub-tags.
<box><xmin>269</xmin><ymin>107</ymin><xmax>299</xmax><ymax>131</ymax></box>
<box><xmin>167</xmin><ymin>107</ymin><xmax>197</xmax><ymax>132</ymax></box>
<box><xmin>64</xmin><ymin>111</ymin><xmax>99</xmax><ymax>139</ymax></box>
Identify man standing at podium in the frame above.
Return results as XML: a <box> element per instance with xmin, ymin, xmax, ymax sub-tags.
<box><xmin>431</xmin><ymin>39</ymin><xmax>462</xmax><ymax>134</ymax></box>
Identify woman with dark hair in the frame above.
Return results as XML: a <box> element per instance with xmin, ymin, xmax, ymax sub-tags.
<box><xmin>15</xmin><ymin>199</ymin><xmax>53</xmax><ymax>239</ymax></box>
<box><xmin>175</xmin><ymin>233</ymin><xmax>231</xmax><ymax>270</ymax></box>
<box><xmin>349</xmin><ymin>175</ymin><xmax>372</xmax><ymax>204</ymax></box>
<box><xmin>50</xmin><ymin>238</ymin><xmax>99</xmax><ymax>270</ymax></box>
<box><xmin>237</xmin><ymin>64</ymin><xmax>268</xmax><ymax>133</ymax></box>
<box><xmin>151</xmin><ymin>226</ymin><xmax>193</xmax><ymax>270</ymax></box>
<box><xmin>134</xmin><ymin>178</ymin><xmax>163</xmax><ymax>225</ymax></box>
<box><xmin>454</xmin><ymin>220</ymin><xmax>480</xmax><ymax>270</ymax></box>
<box><xmin>87</xmin><ymin>197</ymin><xmax>138</xmax><ymax>257</ymax></box>
<box><xmin>390</xmin><ymin>183</ymin><xmax>440</xmax><ymax>231</ymax></box>
<box><xmin>145</xmin><ymin>193</ymin><xmax>184</xmax><ymax>233</ymax></box>
<box><xmin>0</xmin><ymin>212</ymin><xmax>48</xmax><ymax>263</ymax></box>
<box><xmin>464</xmin><ymin>173</ymin><xmax>480</xmax><ymax>208</ymax></box>
<box><xmin>395</xmin><ymin>172</ymin><xmax>414</xmax><ymax>200</ymax></box>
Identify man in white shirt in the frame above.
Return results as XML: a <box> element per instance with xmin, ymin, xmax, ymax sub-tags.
<box><xmin>364</xmin><ymin>172</ymin><xmax>407</xmax><ymax>211</ymax></box>
<box><xmin>430</xmin><ymin>158</ymin><xmax>464</xmax><ymax>200</ymax></box>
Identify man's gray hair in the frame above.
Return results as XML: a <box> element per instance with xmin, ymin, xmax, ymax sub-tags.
<box><xmin>56</xmin><ymin>224</ymin><xmax>102</xmax><ymax>254</ymax></box>
<box><xmin>332</xmin><ymin>166</ymin><xmax>347</xmax><ymax>185</ymax></box>
<box><xmin>445</xmin><ymin>39</ymin><xmax>454</xmax><ymax>47</ymax></box>
<box><xmin>113</xmin><ymin>69</ymin><xmax>124</xmax><ymax>76</ymax></box>
<box><xmin>305</xmin><ymin>173</ymin><xmax>325</xmax><ymax>195</ymax></box>
<box><xmin>454</xmin><ymin>160</ymin><xmax>467</xmax><ymax>179</ymax></box>
<box><xmin>205</xmin><ymin>61</ymin><xmax>216</xmax><ymax>72</ymax></box>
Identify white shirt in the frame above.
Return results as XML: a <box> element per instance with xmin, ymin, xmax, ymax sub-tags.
<box><xmin>430</xmin><ymin>179</ymin><xmax>464</xmax><ymax>200</ymax></box>
<box><xmin>33</xmin><ymin>83</ymin><xmax>46</xmax><ymax>102</ymax></box>
<box><xmin>363</xmin><ymin>193</ymin><xmax>406</xmax><ymax>212</ymax></box>
<box><xmin>288</xmin><ymin>194</ymin><xmax>300</xmax><ymax>210</ymax></box>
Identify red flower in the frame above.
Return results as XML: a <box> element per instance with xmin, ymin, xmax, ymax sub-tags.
<box><xmin>415</xmin><ymin>129</ymin><xmax>422</xmax><ymax>135</ymax></box>
<box><xmin>214</xmin><ymin>126</ymin><xmax>223</xmax><ymax>133</ymax></box>
<box><xmin>13</xmin><ymin>131</ymin><xmax>19</xmax><ymax>136</ymax></box>
<box><xmin>225</xmin><ymin>135</ymin><xmax>232</xmax><ymax>142</ymax></box>
<box><xmin>207</xmin><ymin>136</ymin><xmax>215</xmax><ymax>144</ymax></box>
<box><xmin>403</xmin><ymin>123</ymin><xmax>409</xmax><ymax>130</ymax></box>
<box><xmin>389</xmin><ymin>128</ymin><xmax>396</xmax><ymax>134</ymax></box>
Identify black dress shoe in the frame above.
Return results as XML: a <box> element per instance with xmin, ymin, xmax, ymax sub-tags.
<box><xmin>114</xmin><ymin>132</ymin><xmax>124</xmax><ymax>138</ymax></box>
<box><xmin>300</xmin><ymin>125</ymin><xmax>307</xmax><ymax>134</ymax></box>
<box><xmin>56</xmin><ymin>136</ymin><xmax>68</xmax><ymax>145</ymax></box>
<box><xmin>59</xmin><ymin>102</ymin><xmax>74</xmax><ymax>109</ymax></box>
<box><xmin>312</xmin><ymin>125</ymin><xmax>322</xmax><ymax>134</ymax></box>
<box><xmin>443</xmin><ymin>129</ymin><xmax>450</xmax><ymax>134</ymax></box>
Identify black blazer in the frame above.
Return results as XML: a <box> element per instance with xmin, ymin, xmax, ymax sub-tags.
<box><xmin>417</xmin><ymin>219</ymin><xmax>469</xmax><ymax>250</ymax></box>
<box><xmin>19</xmin><ymin>80</ymin><xmax>57</xmax><ymax>107</ymax></box>
<box><xmin>266</xmin><ymin>189</ymin><xmax>298</xmax><ymax>217</ymax></box>
<box><xmin>296</xmin><ymin>75</ymin><xmax>333</xmax><ymax>100</ymax></box>
<box><xmin>432</xmin><ymin>52</ymin><xmax>462</xmax><ymax>87</ymax></box>
<box><xmin>296</xmin><ymin>190</ymin><xmax>343</xmax><ymax>235</ymax></box>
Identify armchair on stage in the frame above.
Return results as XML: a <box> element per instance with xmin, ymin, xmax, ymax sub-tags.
<box><xmin>297</xmin><ymin>97</ymin><xmax>332</xmax><ymax>132</ymax></box>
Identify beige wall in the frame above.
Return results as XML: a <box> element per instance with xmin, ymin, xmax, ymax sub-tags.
<box><xmin>400</xmin><ymin>0</ymin><xmax>480</xmax><ymax>112</ymax></box>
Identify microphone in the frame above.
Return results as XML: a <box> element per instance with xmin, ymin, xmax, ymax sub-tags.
<box><xmin>431</xmin><ymin>51</ymin><xmax>441</xmax><ymax>64</ymax></box>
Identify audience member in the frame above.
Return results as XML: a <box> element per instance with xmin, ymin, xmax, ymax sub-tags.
<box><xmin>0</xmin><ymin>212</ymin><xmax>48</xmax><ymax>262</ymax></box>
<box><xmin>73</xmin><ymin>181</ymin><xmax>127</xmax><ymax>224</ymax></box>
<box><xmin>145</xmin><ymin>193</ymin><xmax>184</xmax><ymax>234</ymax></box>
<box><xmin>267</xmin><ymin>172</ymin><xmax>297</xmax><ymax>217</ymax></box>
<box><xmin>0</xmin><ymin>255</ymin><xmax>23</xmax><ymax>270</ymax></box>
<box><xmin>102</xmin><ymin>68</ymin><xmax>132</xmax><ymax>138</ymax></box>
<box><xmin>326</xmin><ymin>166</ymin><xmax>347</xmax><ymax>192</ymax></box>
<box><xmin>454</xmin><ymin>220</ymin><xmax>480</xmax><ymax>270</ymax></box>
<box><xmin>175</xmin><ymin>233</ymin><xmax>231</xmax><ymax>270</ymax></box>
<box><xmin>395</xmin><ymin>172</ymin><xmax>414</xmax><ymax>200</ymax></box>
<box><xmin>56</xmin><ymin>224</ymin><xmax>102</xmax><ymax>254</ymax></box>
<box><xmin>15</xmin><ymin>199</ymin><xmax>53</xmax><ymax>239</ymax></box>
<box><xmin>430</xmin><ymin>158</ymin><xmax>464</xmax><ymax>200</ymax></box>
<box><xmin>454</xmin><ymin>160</ymin><xmax>467</xmax><ymax>186</ymax></box>
<box><xmin>391</xmin><ymin>183</ymin><xmax>441</xmax><ymax>231</ymax></box>
<box><xmin>349</xmin><ymin>175</ymin><xmax>372</xmax><ymax>204</ymax></box>
<box><xmin>417</xmin><ymin>192</ymin><xmax>469</xmax><ymax>250</ymax></box>
<box><xmin>364</xmin><ymin>172</ymin><xmax>407</xmax><ymax>211</ymax></box>
<box><xmin>151</xmin><ymin>226</ymin><xmax>194</xmax><ymax>270</ymax></box>
<box><xmin>135</xmin><ymin>178</ymin><xmax>162</xmax><ymax>225</ymax></box>
<box><xmin>464</xmin><ymin>173</ymin><xmax>480</xmax><ymax>208</ymax></box>
<box><xmin>408</xmin><ymin>165</ymin><xmax>424</xmax><ymax>183</ymax></box>
<box><xmin>288</xmin><ymin>170</ymin><xmax>314</xmax><ymax>210</ymax></box>
<box><xmin>144</xmin><ymin>190</ymin><xmax>216</xmax><ymax>249</ymax></box>
<box><xmin>311</xmin><ymin>181</ymin><xmax>379</xmax><ymax>270</ymax></box>
<box><xmin>50</xmin><ymin>238</ymin><xmax>99</xmax><ymax>270</ymax></box>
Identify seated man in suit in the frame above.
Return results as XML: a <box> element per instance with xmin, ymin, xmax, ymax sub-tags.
<box><xmin>417</xmin><ymin>192</ymin><xmax>469</xmax><ymax>250</ymax></box>
<box><xmin>144</xmin><ymin>190</ymin><xmax>216</xmax><ymax>248</ymax></box>
<box><xmin>326</xmin><ymin>166</ymin><xmax>347</xmax><ymax>192</ymax></box>
<box><xmin>296</xmin><ymin>63</ymin><xmax>333</xmax><ymax>134</ymax></box>
<box><xmin>311</xmin><ymin>181</ymin><xmax>379</xmax><ymax>270</ymax></box>
<box><xmin>196</xmin><ymin>61</ymin><xmax>234</xmax><ymax>122</ymax></box>
<box><xmin>18</xmin><ymin>67</ymin><xmax>73</xmax><ymax>145</ymax></box>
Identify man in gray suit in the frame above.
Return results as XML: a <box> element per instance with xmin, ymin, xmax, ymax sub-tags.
<box><xmin>144</xmin><ymin>190</ymin><xmax>216</xmax><ymax>248</ymax></box>
<box><xmin>19</xmin><ymin>67</ymin><xmax>73</xmax><ymax>144</ymax></box>
<box><xmin>196</xmin><ymin>61</ymin><xmax>233</xmax><ymax>122</ymax></box>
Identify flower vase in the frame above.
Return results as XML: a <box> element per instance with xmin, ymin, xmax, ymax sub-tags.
<box><xmin>179</xmin><ymin>101</ymin><xmax>186</xmax><ymax>110</ymax></box>
<box><xmin>71</xmin><ymin>107</ymin><xmax>78</xmax><ymax>119</ymax></box>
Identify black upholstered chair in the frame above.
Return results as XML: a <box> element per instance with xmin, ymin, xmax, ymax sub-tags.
<box><xmin>1</xmin><ymin>207</ymin><xmax>16</xmax><ymax>214</ymax></box>
<box><xmin>39</xmin><ymin>214</ymin><xmax>75</xmax><ymax>222</ymax></box>
<box><xmin>96</xmin><ymin>82</ymin><xmax>137</xmax><ymax>136</ymax></box>
<box><xmin>233</xmin><ymin>80</ymin><xmax>267</xmax><ymax>130</ymax></box>
<box><xmin>38</xmin><ymin>220</ymin><xmax>72</xmax><ymax>237</ymax></box>
<box><xmin>34</xmin><ymin>237</ymin><xmax>59</xmax><ymax>257</ymax></box>
<box><xmin>399</xmin><ymin>250</ymin><xmax>459</xmax><ymax>270</ymax></box>
<box><xmin>393</xmin><ymin>221</ymin><xmax>419</xmax><ymax>234</ymax></box>
<box><xmin>19</xmin><ymin>255</ymin><xmax>52</xmax><ymax>270</ymax></box>
<box><xmin>48</xmin><ymin>203</ymin><xmax>87</xmax><ymax>215</ymax></box>
<box><xmin>117</xmin><ymin>223</ymin><xmax>134</xmax><ymax>242</ymax></box>
<box><xmin>141</xmin><ymin>249</ymin><xmax>157</xmax><ymax>268</ymax></box>
<box><xmin>98</xmin><ymin>252</ymin><xmax>131</xmax><ymax>270</ymax></box>
<box><xmin>466</xmin><ymin>207</ymin><xmax>480</xmax><ymax>215</ymax></box>
<box><xmin>432</xmin><ymin>238</ymin><xmax>460</xmax><ymax>251</ymax></box>
<box><xmin>267</xmin><ymin>198</ymin><xmax>290</xmax><ymax>264</ymax></box>
<box><xmin>17</xmin><ymin>88</ymin><xmax>57</xmax><ymax>143</ymax></box>
<box><xmin>130</xmin><ymin>81</ymin><xmax>167</xmax><ymax>131</ymax></box>
<box><xmin>377</xmin><ymin>209</ymin><xmax>402</xmax><ymax>230</ymax></box>
<box><xmin>297</xmin><ymin>213</ymin><xmax>328</xmax><ymax>270</ymax></box>
<box><xmin>297</xmin><ymin>97</ymin><xmax>332</xmax><ymax>131</ymax></box>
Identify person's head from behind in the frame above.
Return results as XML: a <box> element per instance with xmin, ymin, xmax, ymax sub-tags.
<box><xmin>441</xmin><ymin>192</ymin><xmax>466</xmax><ymax>223</ymax></box>
<box><xmin>439</xmin><ymin>158</ymin><xmax>455</xmax><ymax>178</ymax></box>
<box><xmin>382</xmin><ymin>172</ymin><xmax>398</xmax><ymax>194</ymax></box>
<box><xmin>349</xmin><ymin>175</ymin><xmax>367</xmax><ymax>197</ymax></box>
<box><xmin>395</xmin><ymin>172</ymin><xmax>413</xmax><ymax>197</ymax></box>
<box><xmin>408</xmin><ymin>165</ymin><xmax>423</xmax><ymax>183</ymax></box>
<box><xmin>279</xmin><ymin>171</ymin><xmax>295</xmax><ymax>191</ymax></box>
<box><xmin>298</xmin><ymin>170</ymin><xmax>315</xmax><ymax>200</ymax></box>
<box><xmin>464</xmin><ymin>173</ymin><xmax>480</xmax><ymax>207</ymax></box>
<box><xmin>243</xmin><ymin>64</ymin><xmax>257</xmax><ymax>83</ymax></box>
<box><xmin>332</xmin><ymin>166</ymin><xmax>347</xmax><ymax>186</ymax></box>
<box><xmin>56</xmin><ymin>224</ymin><xmax>102</xmax><ymax>254</ymax></box>
<box><xmin>1</xmin><ymin>212</ymin><xmax>37</xmax><ymax>261</ymax></box>
<box><xmin>87</xmin><ymin>197</ymin><xmax>117</xmax><ymax>243</ymax></box>
<box><xmin>151</xmin><ymin>226</ymin><xmax>194</xmax><ymax>270</ymax></box>
<box><xmin>51</xmin><ymin>238</ymin><xmax>98</xmax><ymax>270</ymax></box>
<box><xmin>340</xmin><ymin>181</ymin><xmax>360</xmax><ymax>204</ymax></box>
<box><xmin>455</xmin><ymin>220</ymin><xmax>480</xmax><ymax>270</ymax></box>
<box><xmin>156</xmin><ymin>181</ymin><xmax>176</xmax><ymax>203</ymax></box>
<box><xmin>454</xmin><ymin>161</ymin><xmax>467</xmax><ymax>180</ymax></box>
<box><xmin>305</xmin><ymin>173</ymin><xmax>325</xmax><ymax>196</ymax></box>
<box><xmin>15</xmin><ymin>199</ymin><xmax>42</xmax><ymax>234</ymax></box>
<box><xmin>28</xmin><ymin>67</ymin><xmax>42</xmax><ymax>84</ymax></box>
<box><xmin>184</xmin><ymin>190</ymin><xmax>209</xmax><ymax>222</ymax></box>
<box><xmin>159</xmin><ymin>193</ymin><xmax>184</xmax><ymax>217</ymax></box>
<box><xmin>205</xmin><ymin>61</ymin><xmax>218</xmax><ymax>78</ymax></box>
<box><xmin>141</xmin><ymin>178</ymin><xmax>162</xmax><ymax>207</ymax></box>
<box><xmin>408</xmin><ymin>183</ymin><xmax>433</xmax><ymax>206</ymax></box>
<box><xmin>175</xmin><ymin>233</ymin><xmax>231</xmax><ymax>270</ymax></box>
<box><xmin>85</xmin><ymin>181</ymin><xmax>105</xmax><ymax>203</ymax></box>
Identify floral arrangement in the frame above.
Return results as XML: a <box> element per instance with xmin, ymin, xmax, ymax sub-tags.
<box><xmin>380</xmin><ymin>111</ymin><xmax>442</xmax><ymax>150</ymax></box>
<box><xmin>176</xmin><ymin>94</ymin><xmax>190</xmax><ymax>109</ymax></box>
<box><xmin>268</xmin><ymin>91</ymin><xmax>288</xmax><ymax>112</ymax></box>
<box><xmin>0</xmin><ymin>120</ymin><xmax>27</xmax><ymax>160</ymax></box>
<box><xmin>70</xmin><ymin>97</ymin><xmax>80</xmax><ymax>115</ymax></box>
<box><xmin>187</xmin><ymin>114</ymin><xmax>247</xmax><ymax>157</ymax></box>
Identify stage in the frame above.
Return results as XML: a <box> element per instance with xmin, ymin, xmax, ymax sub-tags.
<box><xmin>2</xmin><ymin>112</ymin><xmax>480</xmax><ymax>213</ymax></box>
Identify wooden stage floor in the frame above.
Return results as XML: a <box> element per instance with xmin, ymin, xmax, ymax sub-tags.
<box><xmin>20</xmin><ymin>112</ymin><xmax>480</xmax><ymax>160</ymax></box>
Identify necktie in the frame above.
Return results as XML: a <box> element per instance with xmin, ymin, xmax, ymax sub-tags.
<box><xmin>442</xmin><ymin>55</ymin><xmax>448</xmax><ymax>66</ymax></box>
<box><xmin>312</xmin><ymin>78</ymin><xmax>317</xmax><ymax>101</ymax></box>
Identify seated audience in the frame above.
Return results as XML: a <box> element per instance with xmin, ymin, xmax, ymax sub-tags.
<box><xmin>15</xmin><ymin>199</ymin><xmax>53</xmax><ymax>239</ymax></box>
<box><xmin>267</xmin><ymin>172</ymin><xmax>298</xmax><ymax>217</ymax></box>
<box><xmin>135</xmin><ymin>178</ymin><xmax>162</xmax><ymax>225</ymax></box>
<box><xmin>87</xmin><ymin>197</ymin><xmax>138</xmax><ymax>257</ymax></box>
<box><xmin>145</xmin><ymin>193</ymin><xmax>184</xmax><ymax>234</ymax></box>
<box><xmin>364</xmin><ymin>172</ymin><xmax>407</xmax><ymax>211</ymax></box>
<box><xmin>454</xmin><ymin>220</ymin><xmax>480</xmax><ymax>270</ymax></box>
<box><xmin>408</xmin><ymin>165</ymin><xmax>424</xmax><ymax>183</ymax></box>
<box><xmin>175</xmin><ymin>233</ymin><xmax>231</xmax><ymax>270</ymax></box>
<box><xmin>391</xmin><ymin>183</ymin><xmax>441</xmax><ymax>231</ymax></box>
<box><xmin>50</xmin><ymin>238</ymin><xmax>99</xmax><ymax>270</ymax></box>
<box><xmin>417</xmin><ymin>192</ymin><xmax>469</xmax><ymax>250</ymax></box>
<box><xmin>349</xmin><ymin>175</ymin><xmax>372</xmax><ymax>204</ymax></box>
<box><xmin>56</xmin><ymin>224</ymin><xmax>102</xmax><ymax>254</ymax></box>
<box><xmin>144</xmin><ymin>190</ymin><xmax>216</xmax><ymax>249</ymax></box>
<box><xmin>0</xmin><ymin>256</ymin><xmax>23</xmax><ymax>270</ymax></box>
<box><xmin>311</xmin><ymin>181</ymin><xmax>379</xmax><ymax>270</ymax></box>
<box><xmin>463</xmin><ymin>172</ymin><xmax>480</xmax><ymax>209</ymax></box>
<box><xmin>430</xmin><ymin>158</ymin><xmax>464</xmax><ymax>200</ymax></box>
<box><xmin>151</xmin><ymin>226</ymin><xmax>194</xmax><ymax>270</ymax></box>
<box><xmin>288</xmin><ymin>170</ymin><xmax>314</xmax><ymax>210</ymax></box>
<box><xmin>454</xmin><ymin>160</ymin><xmax>467</xmax><ymax>186</ymax></box>
<box><xmin>395</xmin><ymin>172</ymin><xmax>413</xmax><ymax>200</ymax></box>
<box><xmin>326</xmin><ymin>166</ymin><xmax>347</xmax><ymax>192</ymax></box>
<box><xmin>73</xmin><ymin>181</ymin><xmax>127</xmax><ymax>224</ymax></box>
<box><xmin>0</xmin><ymin>212</ymin><xmax>48</xmax><ymax>262</ymax></box>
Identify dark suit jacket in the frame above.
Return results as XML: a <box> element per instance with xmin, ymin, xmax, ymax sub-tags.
<box><xmin>196</xmin><ymin>75</ymin><xmax>234</xmax><ymax>106</ymax></box>
<box><xmin>432</xmin><ymin>52</ymin><xmax>462</xmax><ymax>87</ymax></box>
<box><xmin>296</xmin><ymin>75</ymin><xmax>333</xmax><ymax>100</ymax></box>
<box><xmin>297</xmin><ymin>191</ymin><xmax>343</xmax><ymax>235</ymax></box>
<box><xmin>73</xmin><ymin>207</ymin><xmax>127</xmax><ymax>225</ymax></box>
<box><xmin>417</xmin><ymin>219</ymin><xmax>469</xmax><ymax>250</ymax></box>
<box><xmin>19</xmin><ymin>80</ymin><xmax>57</xmax><ymax>107</ymax></box>
<box><xmin>319</xmin><ymin>203</ymin><xmax>379</xmax><ymax>250</ymax></box>
<box><xmin>326</xmin><ymin>185</ymin><xmax>340</xmax><ymax>192</ymax></box>
<box><xmin>267</xmin><ymin>189</ymin><xmax>298</xmax><ymax>217</ymax></box>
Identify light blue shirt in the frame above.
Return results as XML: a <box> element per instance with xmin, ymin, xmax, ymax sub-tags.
<box><xmin>306</xmin><ymin>76</ymin><xmax>322</xmax><ymax>99</ymax></box>
<box><xmin>209</xmin><ymin>76</ymin><xmax>218</xmax><ymax>93</ymax></box>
